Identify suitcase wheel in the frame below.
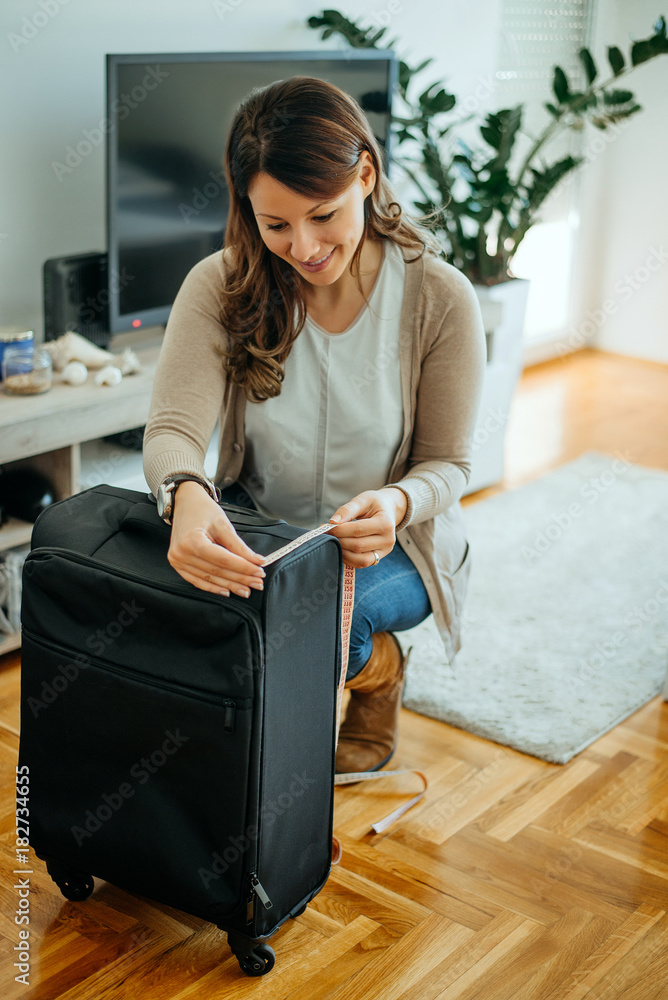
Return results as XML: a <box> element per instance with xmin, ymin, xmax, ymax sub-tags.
<box><xmin>57</xmin><ymin>874</ymin><xmax>95</xmax><ymax>902</ymax></box>
<box><xmin>227</xmin><ymin>932</ymin><xmax>275</xmax><ymax>977</ymax></box>
<box><xmin>293</xmin><ymin>904</ymin><xmax>307</xmax><ymax>918</ymax></box>
<box><xmin>42</xmin><ymin>856</ymin><xmax>95</xmax><ymax>902</ymax></box>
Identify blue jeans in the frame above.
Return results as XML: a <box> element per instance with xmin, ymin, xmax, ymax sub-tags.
<box><xmin>218</xmin><ymin>482</ymin><xmax>432</xmax><ymax>680</ymax></box>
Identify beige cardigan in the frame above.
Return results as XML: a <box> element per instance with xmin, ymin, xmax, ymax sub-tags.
<box><xmin>143</xmin><ymin>243</ymin><xmax>487</xmax><ymax>664</ymax></box>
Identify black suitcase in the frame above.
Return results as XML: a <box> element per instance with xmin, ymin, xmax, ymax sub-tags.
<box><xmin>18</xmin><ymin>484</ymin><xmax>345</xmax><ymax>976</ymax></box>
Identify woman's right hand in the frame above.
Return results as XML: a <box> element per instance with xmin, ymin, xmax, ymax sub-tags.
<box><xmin>167</xmin><ymin>481</ymin><xmax>266</xmax><ymax>598</ymax></box>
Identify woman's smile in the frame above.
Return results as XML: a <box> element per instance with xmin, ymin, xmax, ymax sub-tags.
<box><xmin>296</xmin><ymin>248</ymin><xmax>337</xmax><ymax>273</ymax></box>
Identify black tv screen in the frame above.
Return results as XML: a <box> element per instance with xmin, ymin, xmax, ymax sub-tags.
<box><xmin>106</xmin><ymin>50</ymin><xmax>397</xmax><ymax>334</ymax></box>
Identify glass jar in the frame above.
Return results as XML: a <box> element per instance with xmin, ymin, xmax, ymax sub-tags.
<box><xmin>2</xmin><ymin>345</ymin><xmax>53</xmax><ymax>395</ymax></box>
<box><xmin>0</xmin><ymin>327</ymin><xmax>33</xmax><ymax>381</ymax></box>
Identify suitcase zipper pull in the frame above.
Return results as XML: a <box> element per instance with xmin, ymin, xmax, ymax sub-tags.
<box><xmin>223</xmin><ymin>700</ymin><xmax>236</xmax><ymax>734</ymax></box>
<box><xmin>250</xmin><ymin>874</ymin><xmax>273</xmax><ymax>911</ymax></box>
<box><xmin>246</xmin><ymin>873</ymin><xmax>272</xmax><ymax>923</ymax></box>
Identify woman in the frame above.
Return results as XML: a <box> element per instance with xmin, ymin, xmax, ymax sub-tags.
<box><xmin>142</xmin><ymin>76</ymin><xmax>486</xmax><ymax>775</ymax></box>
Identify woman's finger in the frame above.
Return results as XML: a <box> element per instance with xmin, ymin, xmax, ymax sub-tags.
<box><xmin>341</xmin><ymin>550</ymin><xmax>384</xmax><ymax>569</ymax></box>
<box><xmin>170</xmin><ymin>564</ymin><xmax>233</xmax><ymax>597</ymax></box>
<box><xmin>186</xmin><ymin>530</ymin><xmax>265</xmax><ymax>580</ymax></box>
<box><xmin>174</xmin><ymin>557</ymin><xmax>264</xmax><ymax>594</ymax></box>
<box><xmin>209</xmin><ymin>515</ymin><xmax>264</xmax><ymax>566</ymax></box>
<box><xmin>337</xmin><ymin>534</ymin><xmax>387</xmax><ymax>553</ymax></box>
<box><xmin>168</xmin><ymin>554</ymin><xmax>262</xmax><ymax>597</ymax></box>
<box><xmin>168</xmin><ymin>524</ymin><xmax>266</xmax><ymax>596</ymax></box>
<box><xmin>337</xmin><ymin>537</ymin><xmax>389</xmax><ymax>567</ymax></box>
<box><xmin>185</xmin><ymin>519</ymin><xmax>265</xmax><ymax>570</ymax></box>
<box><xmin>172</xmin><ymin>552</ymin><xmax>263</xmax><ymax>587</ymax></box>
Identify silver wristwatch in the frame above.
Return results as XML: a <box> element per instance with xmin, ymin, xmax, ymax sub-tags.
<box><xmin>156</xmin><ymin>473</ymin><xmax>221</xmax><ymax>526</ymax></box>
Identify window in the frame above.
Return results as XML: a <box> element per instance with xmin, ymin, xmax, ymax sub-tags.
<box><xmin>494</xmin><ymin>1</ymin><xmax>596</xmax><ymax>355</ymax></box>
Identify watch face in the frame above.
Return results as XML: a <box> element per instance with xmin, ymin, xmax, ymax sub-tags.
<box><xmin>156</xmin><ymin>482</ymin><xmax>171</xmax><ymax>520</ymax></box>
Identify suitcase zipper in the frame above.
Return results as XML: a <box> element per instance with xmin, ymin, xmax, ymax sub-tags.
<box><xmin>20</xmin><ymin>625</ymin><xmax>252</xmax><ymax>711</ymax></box>
<box><xmin>24</xmin><ymin>546</ymin><xmax>263</xmax><ymax>623</ymax></box>
<box><xmin>246</xmin><ymin>872</ymin><xmax>273</xmax><ymax>923</ymax></box>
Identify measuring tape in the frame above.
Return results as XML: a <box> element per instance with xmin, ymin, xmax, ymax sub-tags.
<box><xmin>261</xmin><ymin>523</ymin><xmax>427</xmax><ymax>835</ymax></box>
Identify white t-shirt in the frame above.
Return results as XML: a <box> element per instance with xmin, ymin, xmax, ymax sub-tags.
<box><xmin>239</xmin><ymin>239</ymin><xmax>406</xmax><ymax>529</ymax></box>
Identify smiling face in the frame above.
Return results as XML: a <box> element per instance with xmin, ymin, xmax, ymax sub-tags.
<box><xmin>247</xmin><ymin>151</ymin><xmax>376</xmax><ymax>285</ymax></box>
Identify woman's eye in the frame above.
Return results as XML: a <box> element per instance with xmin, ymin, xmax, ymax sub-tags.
<box><xmin>265</xmin><ymin>211</ymin><xmax>334</xmax><ymax>232</ymax></box>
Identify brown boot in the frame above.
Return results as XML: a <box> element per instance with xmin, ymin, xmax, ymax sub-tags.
<box><xmin>335</xmin><ymin>631</ymin><xmax>410</xmax><ymax>775</ymax></box>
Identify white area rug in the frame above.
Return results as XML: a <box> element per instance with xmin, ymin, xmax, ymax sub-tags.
<box><xmin>398</xmin><ymin>452</ymin><xmax>668</xmax><ymax>764</ymax></box>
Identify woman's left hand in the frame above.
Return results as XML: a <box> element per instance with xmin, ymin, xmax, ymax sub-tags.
<box><xmin>327</xmin><ymin>489</ymin><xmax>406</xmax><ymax>568</ymax></box>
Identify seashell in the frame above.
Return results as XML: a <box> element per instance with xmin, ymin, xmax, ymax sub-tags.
<box><xmin>43</xmin><ymin>331</ymin><xmax>116</xmax><ymax>372</ymax></box>
<box><xmin>94</xmin><ymin>365</ymin><xmax>123</xmax><ymax>387</ymax></box>
<box><xmin>112</xmin><ymin>347</ymin><xmax>142</xmax><ymax>376</ymax></box>
<box><xmin>61</xmin><ymin>361</ymin><xmax>88</xmax><ymax>386</ymax></box>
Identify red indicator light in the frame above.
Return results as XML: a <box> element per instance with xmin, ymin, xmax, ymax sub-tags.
<box><xmin>132</xmin><ymin>319</ymin><xmax>142</xmax><ymax>328</ymax></box>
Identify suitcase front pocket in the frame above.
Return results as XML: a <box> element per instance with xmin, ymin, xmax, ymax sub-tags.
<box><xmin>20</xmin><ymin>628</ymin><xmax>260</xmax><ymax>922</ymax></box>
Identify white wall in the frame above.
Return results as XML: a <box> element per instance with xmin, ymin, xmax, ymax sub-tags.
<box><xmin>572</xmin><ymin>0</ymin><xmax>668</xmax><ymax>364</ymax></box>
<box><xmin>0</xmin><ymin>0</ymin><xmax>502</xmax><ymax>339</ymax></box>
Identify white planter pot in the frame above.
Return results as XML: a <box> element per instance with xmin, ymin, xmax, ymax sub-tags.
<box><xmin>465</xmin><ymin>278</ymin><xmax>530</xmax><ymax>495</ymax></box>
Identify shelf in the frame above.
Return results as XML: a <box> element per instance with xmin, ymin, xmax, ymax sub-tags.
<box><xmin>0</xmin><ymin>342</ymin><xmax>161</xmax><ymax>465</ymax></box>
<box><xmin>0</xmin><ymin>516</ymin><xmax>33</xmax><ymax>553</ymax></box>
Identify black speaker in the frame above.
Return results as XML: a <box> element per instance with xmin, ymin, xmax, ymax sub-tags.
<box><xmin>43</xmin><ymin>252</ymin><xmax>110</xmax><ymax>348</ymax></box>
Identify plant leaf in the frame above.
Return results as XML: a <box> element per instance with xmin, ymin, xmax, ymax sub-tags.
<box><xmin>579</xmin><ymin>47</ymin><xmax>598</xmax><ymax>84</ymax></box>
<box><xmin>553</xmin><ymin>66</ymin><xmax>570</xmax><ymax>104</ymax></box>
<box><xmin>421</xmin><ymin>139</ymin><xmax>451</xmax><ymax>197</ymax></box>
<box><xmin>398</xmin><ymin>61</ymin><xmax>412</xmax><ymax>94</ymax></box>
<box><xmin>413</xmin><ymin>57</ymin><xmax>434</xmax><ymax>74</ymax></box>
<box><xmin>603</xmin><ymin>88</ymin><xmax>635</xmax><ymax>105</ymax></box>
<box><xmin>484</xmin><ymin>107</ymin><xmax>522</xmax><ymax>171</ymax></box>
<box><xmin>524</xmin><ymin>156</ymin><xmax>582</xmax><ymax>213</ymax></box>
<box><xmin>306</xmin><ymin>13</ymin><xmax>341</xmax><ymax>28</ymax></box>
<box><xmin>368</xmin><ymin>27</ymin><xmax>387</xmax><ymax>46</ymax></box>
<box><xmin>480</xmin><ymin>108</ymin><xmax>514</xmax><ymax>150</ymax></box>
<box><xmin>480</xmin><ymin>125</ymin><xmax>499</xmax><ymax>149</ymax></box>
<box><xmin>512</xmin><ymin>155</ymin><xmax>583</xmax><ymax>251</ymax></box>
<box><xmin>605</xmin><ymin>104</ymin><xmax>643</xmax><ymax>120</ymax></box>
<box><xmin>631</xmin><ymin>39</ymin><xmax>654</xmax><ymax>65</ymax></box>
<box><xmin>544</xmin><ymin>102</ymin><xmax>561</xmax><ymax>117</ymax></box>
<box><xmin>607</xmin><ymin>45</ymin><xmax>626</xmax><ymax>75</ymax></box>
<box><xmin>569</xmin><ymin>91</ymin><xmax>598</xmax><ymax>112</ymax></box>
<box><xmin>649</xmin><ymin>29</ymin><xmax>668</xmax><ymax>55</ymax></box>
<box><xmin>418</xmin><ymin>83</ymin><xmax>457</xmax><ymax>114</ymax></box>
<box><xmin>392</xmin><ymin>115</ymin><xmax>425</xmax><ymax>127</ymax></box>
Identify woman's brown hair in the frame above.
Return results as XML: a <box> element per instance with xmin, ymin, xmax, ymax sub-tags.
<box><xmin>217</xmin><ymin>75</ymin><xmax>442</xmax><ymax>402</ymax></box>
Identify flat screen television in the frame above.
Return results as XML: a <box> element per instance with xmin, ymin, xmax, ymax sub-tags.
<box><xmin>106</xmin><ymin>50</ymin><xmax>397</xmax><ymax>335</ymax></box>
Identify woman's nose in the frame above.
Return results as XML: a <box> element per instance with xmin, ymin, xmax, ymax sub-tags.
<box><xmin>290</xmin><ymin>228</ymin><xmax>321</xmax><ymax>263</ymax></box>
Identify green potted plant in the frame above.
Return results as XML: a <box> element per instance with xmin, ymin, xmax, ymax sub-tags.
<box><xmin>307</xmin><ymin>10</ymin><xmax>668</xmax><ymax>491</ymax></box>
<box><xmin>307</xmin><ymin>10</ymin><xmax>668</xmax><ymax>285</ymax></box>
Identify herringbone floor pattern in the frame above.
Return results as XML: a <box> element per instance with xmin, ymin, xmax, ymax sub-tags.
<box><xmin>1</xmin><ymin>348</ymin><xmax>667</xmax><ymax>998</ymax></box>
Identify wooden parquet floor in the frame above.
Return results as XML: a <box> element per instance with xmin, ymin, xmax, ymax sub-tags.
<box><xmin>1</xmin><ymin>348</ymin><xmax>667</xmax><ymax>998</ymax></box>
